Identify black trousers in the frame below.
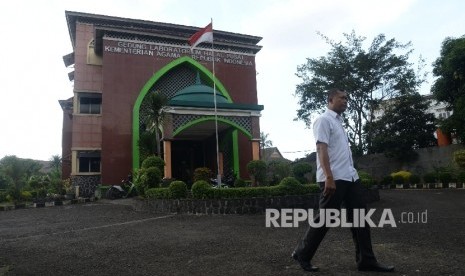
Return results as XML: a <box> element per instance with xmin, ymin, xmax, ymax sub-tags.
<box><xmin>294</xmin><ymin>179</ymin><xmax>377</xmax><ymax>265</ymax></box>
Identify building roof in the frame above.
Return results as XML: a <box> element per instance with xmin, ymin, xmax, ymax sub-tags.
<box><xmin>168</xmin><ymin>73</ymin><xmax>264</xmax><ymax>111</ymax></box>
<box><xmin>65</xmin><ymin>11</ymin><xmax>263</xmax><ymax>55</ymax></box>
<box><xmin>169</xmin><ymin>73</ymin><xmax>230</xmax><ymax>104</ymax></box>
<box><xmin>261</xmin><ymin>147</ymin><xmax>290</xmax><ymax>163</ymax></box>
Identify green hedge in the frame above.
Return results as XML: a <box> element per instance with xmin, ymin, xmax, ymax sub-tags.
<box><xmin>207</xmin><ymin>184</ymin><xmax>319</xmax><ymax>199</ymax></box>
<box><xmin>145</xmin><ymin>188</ymin><xmax>170</xmax><ymax>199</ymax></box>
<box><xmin>146</xmin><ymin>177</ymin><xmax>320</xmax><ymax>200</ymax></box>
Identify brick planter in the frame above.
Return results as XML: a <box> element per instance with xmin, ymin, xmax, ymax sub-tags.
<box><xmin>135</xmin><ymin>188</ymin><xmax>380</xmax><ymax>215</ymax></box>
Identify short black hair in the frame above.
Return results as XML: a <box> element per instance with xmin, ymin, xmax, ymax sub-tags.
<box><xmin>327</xmin><ymin>88</ymin><xmax>346</xmax><ymax>102</ymax></box>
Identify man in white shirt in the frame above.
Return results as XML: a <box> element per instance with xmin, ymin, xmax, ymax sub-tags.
<box><xmin>292</xmin><ymin>88</ymin><xmax>394</xmax><ymax>272</ymax></box>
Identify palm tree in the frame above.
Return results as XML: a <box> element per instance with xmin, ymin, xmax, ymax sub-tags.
<box><xmin>49</xmin><ymin>155</ymin><xmax>61</xmax><ymax>171</ymax></box>
<box><xmin>49</xmin><ymin>154</ymin><xmax>62</xmax><ymax>179</ymax></box>
<box><xmin>260</xmin><ymin>132</ymin><xmax>273</xmax><ymax>159</ymax></box>
<box><xmin>145</xmin><ymin>92</ymin><xmax>168</xmax><ymax>156</ymax></box>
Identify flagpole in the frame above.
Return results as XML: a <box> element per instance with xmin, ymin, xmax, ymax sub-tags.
<box><xmin>211</xmin><ymin>18</ymin><xmax>222</xmax><ymax>188</ymax></box>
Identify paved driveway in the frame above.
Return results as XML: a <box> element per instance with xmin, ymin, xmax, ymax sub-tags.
<box><xmin>1</xmin><ymin>189</ymin><xmax>464</xmax><ymax>275</ymax></box>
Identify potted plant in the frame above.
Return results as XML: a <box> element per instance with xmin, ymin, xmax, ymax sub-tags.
<box><xmin>63</xmin><ymin>179</ymin><xmax>75</xmax><ymax>200</ymax></box>
<box><xmin>391</xmin><ymin>171</ymin><xmax>411</xmax><ymax>189</ymax></box>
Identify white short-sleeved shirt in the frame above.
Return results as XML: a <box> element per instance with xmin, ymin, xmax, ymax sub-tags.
<box><xmin>313</xmin><ymin>109</ymin><xmax>359</xmax><ymax>182</ymax></box>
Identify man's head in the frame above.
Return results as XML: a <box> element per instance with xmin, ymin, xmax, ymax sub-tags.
<box><xmin>327</xmin><ymin>88</ymin><xmax>348</xmax><ymax>114</ymax></box>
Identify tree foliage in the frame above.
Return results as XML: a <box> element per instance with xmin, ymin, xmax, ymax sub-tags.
<box><xmin>295</xmin><ymin>31</ymin><xmax>425</xmax><ymax>155</ymax></box>
<box><xmin>364</xmin><ymin>93</ymin><xmax>436</xmax><ymax>162</ymax></box>
<box><xmin>431</xmin><ymin>36</ymin><xmax>465</xmax><ymax>143</ymax></box>
<box><xmin>0</xmin><ymin>156</ymin><xmax>42</xmax><ymax>202</ymax></box>
<box><xmin>143</xmin><ymin>92</ymin><xmax>168</xmax><ymax>156</ymax></box>
<box><xmin>260</xmin><ymin>132</ymin><xmax>273</xmax><ymax>150</ymax></box>
<box><xmin>266</xmin><ymin>160</ymin><xmax>291</xmax><ymax>186</ymax></box>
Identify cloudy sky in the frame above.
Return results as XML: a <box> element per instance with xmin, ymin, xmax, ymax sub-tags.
<box><xmin>0</xmin><ymin>0</ymin><xmax>464</xmax><ymax>161</ymax></box>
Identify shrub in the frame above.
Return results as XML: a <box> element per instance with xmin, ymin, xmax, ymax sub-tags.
<box><xmin>453</xmin><ymin>149</ymin><xmax>465</xmax><ymax>169</ymax></box>
<box><xmin>392</xmin><ymin>175</ymin><xmax>404</xmax><ymax>185</ymax></box>
<box><xmin>193</xmin><ymin>167</ymin><xmax>212</xmax><ymax>182</ymax></box>
<box><xmin>0</xmin><ymin>173</ymin><xmax>12</xmax><ymax>190</ymax></box>
<box><xmin>279</xmin><ymin>177</ymin><xmax>305</xmax><ymax>194</ymax></box>
<box><xmin>169</xmin><ymin>181</ymin><xmax>188</xmax><ymax>199</ymax></box>
<box><xmin>145</xmin><ymin>188</ymin><xmax>170</xmax><ymax>199</ymax></box>
<box><xmin>306</xmin><ymin>184</ymin><xmax>321</xmax><ymax>193</ymax></box>
<box><xmin>438</xmin><ymin>172</ymin><xmax>452</xmax><ymax>185</ymax></box>
<box><xmin>359</xmin><ymin>171</ymin><xmax>375</xmax><ymax>188</ymax></box>
<box><xmin>141</xmin><ymin>155</ymin><xmax>165</xmax><ymax>172</ymax></box>
<box><xmin>131</xmin><ymin>182</ymin><xmax>322</xmax><ymax>200</ymax></box>
<box><xmin>234</xmin><ymin>178</ymin><xmax>246</xmax><ymax>187</ymax></box>
<box><xmin>423</xmin><ymin>172</ymin><xmax>437</xmax><ymax>183</ymax></box>
<box><xmin>21</xmin><ymin>191</ymin><xmax>33</xmax><ymax>202</ymax></box>
<box><xmin>191</xmin><ymin>180</ymin><xmax>212</xmax><ymax>199</ymax></box>
<box><xmin>457</xmin><ymin>171</ymin><xmax>465</xmax><ymax>184</ymax></box>
<box><xmin>137</xmin><ymin>167</ymin><xmax>162</xmax><ymax>194</ymax></box>
<box><xmin>50</xmin><ymin>178</ymin><xmax>65</xmax><ymax>195</ymax></box>
<box><xmin>0</xmin><ymin>191</ymin><xmax>8</xmax><ymax>202</ymax></box>
<box><xmin>410</xmin><ymin>175</ymin><xmax>421</xmax><ymax>185</ymax></box>
<box><xmin>267</xmin><ymin>160</ymin><xmax>291</xmax><ymax>186</ymax></box>
<box><xmin>246</xmin><ymin>160</ymin><xmax>267</xmax><ymax>186</ymax></box>
<box><xmin>390</xmin><ymin>171</ymin><xmax>412</xmax><ymax>183</ymax></box>
<box><xmin>292</xmin><ymin>162</ymin><xmax>313</xmax><ymax>184</ymax></box>
<box><xmin>380</xmin><ymin>175</ymin><xmax>393</xmax><ymax>186</ymax></box>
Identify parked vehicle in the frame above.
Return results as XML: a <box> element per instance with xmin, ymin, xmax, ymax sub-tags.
<box><xmin>106</xmin><ymin>174</ymin><xmax>137</xmax><ymax>199</ymax></box>
<box><xmin>210</xmin><ymin>173</ymin><xmax>235</xmax><ymax>188</ymax></box>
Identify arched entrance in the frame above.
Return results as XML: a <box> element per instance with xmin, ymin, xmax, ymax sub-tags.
<box><xmin>133</xmin><ymin>56</ymin><xmax>263</xmax><ymax>182</ymax></box>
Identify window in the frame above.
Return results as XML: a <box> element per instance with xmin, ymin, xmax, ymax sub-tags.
<box><xmin>79</xmin><ymin>94</ymin><xmax>101</xmax><ymax>114</ymax></box>
<box><xmin>78</xmin><ymin>151</ymin><xmax>101</xmax><ymax>173</ymax></box>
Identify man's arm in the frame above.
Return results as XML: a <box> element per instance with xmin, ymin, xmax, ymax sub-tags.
<box><xmin>316</xmin><ymin>142</ymin><xmax>336</xmax><ymax>197</ymax></box>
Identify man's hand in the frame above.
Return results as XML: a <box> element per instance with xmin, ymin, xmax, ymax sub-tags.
<box><xmin>323</xmin><ymin>177</ymin><xmax>336</xmax><ymax>197</ymax></box>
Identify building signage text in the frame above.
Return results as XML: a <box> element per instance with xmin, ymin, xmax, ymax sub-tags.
<box><xmin>104</xmin><ymin>41</ymin><xmax>254</xmax><ymax>66</ymax></box>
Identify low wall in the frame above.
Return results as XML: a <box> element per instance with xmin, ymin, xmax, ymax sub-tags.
<box><xmin>355</xmin><ymin>144</ymin><xmax>465</xmax><ymax>180</ymax></box>
<box><xmin>134</xmin><ymin>188</ymin><xmax>379</xmax><ymax>215</ymax></box>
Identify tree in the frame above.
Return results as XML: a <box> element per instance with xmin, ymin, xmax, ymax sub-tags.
<box><xmin>144</xmin><ymin>92</ymin><xmax>168</xmax><ymax>156</ymax></box>
<box><xmin>295</xmin><ymin>31</ymin><xmax>425</xmax><ymax>155</ymax></box>
<box><xmin>260</xmin><ymin>132</ymin><xmax>273</xmax><ymax>150</ymax></box>
<box><xmin>0</xmin><ymin>156</ymin><xmax>42</xmax><ymax>202</ymax></box>
<box><xmin>49</xmin><ymin>155</ymin><xmax>62</xmax><ymax>171</ymax></box>
<box><xmin>49</xmin><ymin>154</ymin><xmax>62</xmax><ymax>179</ymax></box>
<box><xmin>266</xmin><ymin>160</ymin><xmax>291</xmax><ymax>186</ymax></box>
<box><xmin>364</xmin><ymin>93</ymin><xmax>436</xmax><ymax>162</ymax></box>
<box><xmin>260</xmin><ymin>132</ymin><xmax>273</xmax><ymax>159</ymax></box>
<box><xmin>291</xmin><ymin>161</ymin><xmax>313</xmax><ymax>184</ymax></box>
<box><xmin>431</xmin><ymin>36</ymin><xmax>465</xmax><ymax>143</ymax></box>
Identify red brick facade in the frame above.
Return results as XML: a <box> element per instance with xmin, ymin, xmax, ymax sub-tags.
<box><xmin>61</xmin><ymin>11</ymin><xmax>263</xmax><ymax>190</ymax></box>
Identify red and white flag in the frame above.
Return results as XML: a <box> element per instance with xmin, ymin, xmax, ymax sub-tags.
<box><xmin>188</xmin><ymin>22</ymin><xmax>213</xmax><ymax>49</ymax></box>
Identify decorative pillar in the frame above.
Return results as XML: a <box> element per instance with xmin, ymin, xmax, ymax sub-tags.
<box><xmin>162</xmin><ymin>113</ymin><xmax>173</xmax><ymax>179</ymax></box>
<box><xmin>250</xmin><ymin>115</ymin><xmax>261</xmax><ymax>161</ymax></box>
<box><xmin>251</xmin><ymin>140</ymin><xmax>260</xmax><ymax>160</ymax></box>
<box><xmin>219</xmin><ymin>152</ymin><xmax>224</xmax><ymax>176</ymax></box>
<box><xmin>163</xmin><ymin>140</ymin><xmax>172</xmax><ymax>178</ymax></box>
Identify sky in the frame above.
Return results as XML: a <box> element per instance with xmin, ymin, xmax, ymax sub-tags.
<box><xmin>0</xmin><ymin>0</ymin><xmax>464</xmax><ymax>162</ymax></box>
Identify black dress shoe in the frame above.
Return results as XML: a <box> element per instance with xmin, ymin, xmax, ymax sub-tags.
<box><xmin>291</xmin><ymin>251</ymin><xmax>319</xmax><ymax>272</ymax></box>
<box><xmin>358</xmin><ymin>262</ymin><xmax>395</xmax><ymax>272</ymax></box>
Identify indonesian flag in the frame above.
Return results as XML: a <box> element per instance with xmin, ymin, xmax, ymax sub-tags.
<box><xmin>188</xmin><ymin>22</ymin><xmax>213</xmax><ymax>49</ymax></box>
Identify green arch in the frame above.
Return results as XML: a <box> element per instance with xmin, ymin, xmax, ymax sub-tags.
<box><xmin>132</xmin><ymin>56</ymin><xmax>232</xmax><ymax>169</ymax></box>
<box><xmin>173</xmin><ymin>117</ymin><xmax>252</xmax><ymax>139</ymax></box>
